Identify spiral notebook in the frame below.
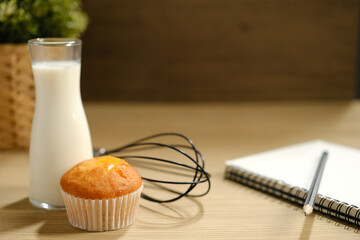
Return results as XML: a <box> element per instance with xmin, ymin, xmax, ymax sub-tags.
<box><xmin>225</xmin><ymin>140</ymin><xmax>360</xmax><ymax>226</ymax></box>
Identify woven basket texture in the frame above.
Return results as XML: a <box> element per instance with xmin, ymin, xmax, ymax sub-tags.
<box><xmin>0</xmin><ymin>44</ymin><xmax>35</xmax><ymax>149</ymax></box>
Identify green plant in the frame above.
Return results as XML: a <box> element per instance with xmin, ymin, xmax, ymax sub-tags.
<box><xmin>0</xmin><ymin>0</ymin><xmax>88</xmax><ymax>43</ymax></box>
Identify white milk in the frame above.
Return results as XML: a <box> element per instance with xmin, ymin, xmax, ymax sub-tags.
<box><xmin>29</xmin><ymin>61</ymin><xmax>93</xmax><ymax>208</ymax></box>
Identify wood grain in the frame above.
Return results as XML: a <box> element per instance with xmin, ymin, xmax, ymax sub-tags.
<box><xmin>81</xmin><ymin>0</ymin><xmax>359</xmax><ymax>101</ymax></box>
<box><xmin>1</xmin><ymin>101</ymin><xmax>360</xmax><ymax>239</ymax></box>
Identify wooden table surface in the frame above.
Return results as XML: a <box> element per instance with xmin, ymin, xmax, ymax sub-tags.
<box><xmin>1</xmin><ymin>101</ymin><xmax>360</xmax><ymax>239</ymax></box>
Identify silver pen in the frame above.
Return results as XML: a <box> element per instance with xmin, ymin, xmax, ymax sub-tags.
<box><xmin>303</xmin><ymin>151</ymin><xmax>328</xmax><ymax>216</ymax></box>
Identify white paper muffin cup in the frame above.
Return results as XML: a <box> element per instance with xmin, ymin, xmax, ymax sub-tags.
<box><xmin>61</xmin><ymin>185</ymin><xmax>143</xmax><ymax>231</ymax></box>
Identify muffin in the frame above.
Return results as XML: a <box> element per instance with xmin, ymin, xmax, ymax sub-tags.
<box><xmin>60</xmin><ymin>155</ymin><xmax>143</xmax><ymax>231</ymax></box>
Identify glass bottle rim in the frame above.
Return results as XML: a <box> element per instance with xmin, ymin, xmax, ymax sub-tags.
<box><xmin>28</xmin><ymin>38</ymin><xmax>81</xmax><ymax>46</ymax></box>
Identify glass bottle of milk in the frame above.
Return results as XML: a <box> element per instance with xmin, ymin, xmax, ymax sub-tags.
<box><xmin>28</xmin><ymin>38</ymin><xmax>93</xmax><ymax>209</ymax></box>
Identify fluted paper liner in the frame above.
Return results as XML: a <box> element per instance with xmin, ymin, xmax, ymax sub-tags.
<box><xmin>61</xmin><ymin>185</ymin><xmax>143</xmax><ymax>231</ymax></box>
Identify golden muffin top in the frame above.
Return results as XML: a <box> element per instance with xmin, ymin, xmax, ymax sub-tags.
<box><xmin>60</xmin><ymin>155</ymin><xmax>142</xmax><ymax>199</ymax></box>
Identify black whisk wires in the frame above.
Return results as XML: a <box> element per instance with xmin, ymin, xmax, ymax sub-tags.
<box><xmin>95</xmin><ymin>133</ymin><xmax>211</xmax><ymax>203</ymax></box>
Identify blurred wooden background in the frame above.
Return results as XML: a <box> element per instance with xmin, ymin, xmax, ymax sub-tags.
<box><xmin>81</xmin><ymin>0</ymin><xmax>359</xmax><ymax>101</ymax></box>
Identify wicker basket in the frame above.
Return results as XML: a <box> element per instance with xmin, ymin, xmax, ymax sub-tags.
<box><xmin>0</xmin><ymin>44</ymin><xmax>35</xmax><ymax>150</ymax></box>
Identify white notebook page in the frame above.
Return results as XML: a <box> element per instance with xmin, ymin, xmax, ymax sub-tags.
<box><xmin>226</xmin><ymin>140</ymin><xmax>360</xmax><ymax>207</ymax></box>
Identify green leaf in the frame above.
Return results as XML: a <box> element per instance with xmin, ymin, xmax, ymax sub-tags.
<box><xmin>0</xmin><ymin>0</ymin><xmax>88</xmax><ymax>43</ymax></box>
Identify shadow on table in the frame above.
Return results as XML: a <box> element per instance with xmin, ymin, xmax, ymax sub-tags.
<box><xmin>0</xmin><ymin>198</ymin><xmax>127</xmax><ymax>239</ymax></box>
<box><xmin>225</xmin><ymin>179</ymin><xmax>360</xmax><ymax>233</ymax></box>
<box><xmin>299</xmin><ymin>215</ymin><xmax>315</xmax><ymax>240</ymax></box>
<box><xmin>0</xmin><ymin>196</ymin><xmax>204</xmax><ymax>236</ymax></box>
<box><xmin>136</xmin><ymin>196</ymin><xmax>204</xmax><ymax>229</ymax></box>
